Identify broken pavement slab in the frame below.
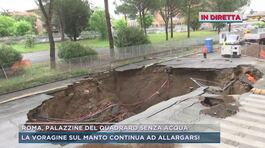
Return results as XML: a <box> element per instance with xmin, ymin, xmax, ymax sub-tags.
<box><xmin>0</xmin><ymin>94</ymin><xmax>58</xmax><ymax>148</ymax></box>
<box><xmin>120</xmin><ymin>87</ymin><xmax>214</xmax><ymax>124</ymax></box>
<box><xmin>159</xmin><ymin>57</ymin><xmax>258</xmax><ymax>69</ymax></box>
<box><xmin>0</xmin><ymin>77</ymin><xmax>86</xmax><ymax>105</ymax></box>
<box><xmin>115</xmin><ymin>59</ymin><xmax>159</xmax><ymax>72</ymax></box>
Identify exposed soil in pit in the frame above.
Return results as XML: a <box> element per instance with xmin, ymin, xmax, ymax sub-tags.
<box><xmin>27</xmin><ymin>65</ymin><xmax>263</xmax><ymax>122</ymax></box>
<box><xmin>200</xmin><ymin>95</ymin><xmax>240</xmax><ymax>118</ymax></box>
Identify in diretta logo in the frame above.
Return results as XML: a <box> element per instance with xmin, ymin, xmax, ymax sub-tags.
<box><xmin>199</xmin><ymin>12</ymin><xmax>243</xmax><ymax>23</ymax></box>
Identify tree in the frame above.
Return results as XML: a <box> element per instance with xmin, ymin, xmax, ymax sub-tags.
<box><xmin>104</xmin><ymin>0</ymin><xmax>114</xmax><ymax>58</ymax></box>
<box><xmin>213</xmin><ymin>23</ymin><xmax>226</xmax><ymax>32</ymax></box>
<box><xmin>0</xmin><ymin>9</ymin><xmax>11</xmax><ymax>16</ymax></box>
<box><xmin>120</xmin><ymin>0</ymin><xmax>155</xmax><ymax>35</ymax></box>
<box><xmin>168</xmin><ymin>0</ymin><xmax>181</xmax><ymax>38</ymax></box>
<box><xmin>13</xmin><ymin>15</ymin><xmax>37</xmax><ymax>33</ymax></box>
<box><xmin>54</xmin><ymin>0</ymin><xmax>90</xmax><ymax>41</ymax></box>
<box><xmin>113</xmin><ymin>19</ymin><xmax>127</xmax><ymax>30</ymax></box>
<box><xmin>136</xmin><ymin>14</ymin><xmax>154</xmax><ymax>29</ymax></box>
<box><xmin>114</xmin><ymin>3</ymin><xmax>137</xmax><ymax>22</ymax></box>
<box><xmin>14</xmin><ymin>20</ymin><xmax>32</xmax><ymax>36</ymax></box>
<box><xmin>54</xmin><ymin>0</ymin><xmax>65</xmax><ymax>41</ymax></box>
<box><xmin>151</xmin><ymin>0</ymin><xmax>181</xmax><ymax>40</ymax></box>
<box><xmin>180</xmin><ymin>0</ymin><xmax>201</xmax><ymax>38</ymax></box>
<box><xmin>185</xmin><ymin>7</ymin><xmax>201</xmax><ymax>31</ymax></box>
<box><xmin>114</xmin><ymin>27</ymin><xmax>150</xmax><ymax>47</ymax></box>
<box><xmin>0</xmin><ymin>15</ymin><xmax>15</xmax><ymax>36</ymax></box>
<box><xmin>205</xmin><ymin>0</ymin><xmax>250</xmax><ymax>32</ymax></box>
<box><xmin>154</xmin><ymin>0</ymin><xmax>171</xmax><ymax>40</ymax></box>
<box><xmin>90</xmin><ymin>10</ymin><xmax>107</xmax><ymax>39</ymax></box>
<box><xmin>36</xmin><ymin>0</ymin><xmax>56</xmax><ymax>69</ymax></box>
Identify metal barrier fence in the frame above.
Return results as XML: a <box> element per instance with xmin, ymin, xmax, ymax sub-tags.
<box><xmin>114</xmin><ymin>35</ymin><xmax>219</xmax><ymax>60</ymax></box>
<box><xmin>0</xmin><ymin>35</ymin><xmax>218</xmax><ymax>94</ymax></box>
<box><xmin>242</xmin><ymin>43</ymin><xmax>265</xmax><ymax>59</ymax></box>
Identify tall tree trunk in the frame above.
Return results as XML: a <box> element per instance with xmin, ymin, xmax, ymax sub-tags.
<box><xmin>124</xmin><ymin>14</ymin><xmax>127</xmax><ymax>25</ymax></box>
<box><xmin>38</xmin><ymin>0</ymin><xmax>56</xmax><ymax>69</ymax></box>
<box><xmin>228</xmin><ymin>23</ymin><xmax>231</xmax><ymax>32</ymax></box>
<box><xmin>59</xmin><ymin>17</ymin><xmax>65</xmax><ymax>41</ymax></box>
<box><xmin>47</xmin><ymin>20</ymin><xmax>56</xmax><ymax>69</ymax></box>
<box><xmin>187</xmin><ymin>4</ymin><xmax>191</xmax><ymax>38</ymax></box>
<box><xmin>217</xmin><ymin>23</ymin><xmax>221</xmax><ymax>34</ymax></box>
<box><xmin>104</xmin><ymin>0</ymin><xmax>114</xmax><ymax>58</ymax></box>
<box><xmin>170</xmin><ymin>15</ymin><xmax>174</xmax><ymax>38</ymax></box>
<box><xmin>165</xmin><ymin>22</ymin><xmax>169</xmax><ymax>41</ymax></box>
<box><xmin>142</xmin><ymin>11</ymin><xmax>147</xmax><ymax>35</ymax></box>
<box><xmin>139</xmin><ymin>10</ymin><xmax>143</xmax><ymax>29</ymax></box>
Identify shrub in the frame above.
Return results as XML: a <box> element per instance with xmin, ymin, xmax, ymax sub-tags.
<box><xmin>0</xmin><ymin>15</ymin><xmax>15</xmax><ymax>36</ymax></box>
<box><xmin>90</xmin><ymin>10</ymin><xmax>107</xmax><ymax>39</ymax></box>
<box><xmin>25</xmin><ymin>35</ymin><xmax>35</xmax><ymax>48</ymax></box>
<box><xmin>114</xmin><ymin>27</ymin><xmax>150</xmax><ymax>48</ymax></box>
<box><xmin>136</xmin><ymin>14</ymin><xmax>154</xmax><ymax>29</ymax></box>
<box><xmin>58</xmin><ymin>42</ymin><xmax>97</xmax><ymax>60</ymax></box>
<box><xmin>14</xmin><ymin>20</ymin><xmax>32</xmax><ymax>36</ymax></box>
<box><xmin>113</xmin><ymin>19</ymin><xmax>127</xmax><ymax>31</ymax></box>
<box><xmin>0</xmin><ymin>45</ymin><xmax>22</xmax><ymax>67</ymax></box>
<box><xmin>254</xmin><ymin>22</ymin><xmax>265</xmax><ymax>28</ymax></box>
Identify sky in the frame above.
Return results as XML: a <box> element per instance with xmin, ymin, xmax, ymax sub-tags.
<box><xmin>0</xmin><ymin>0</ymin><xmax>264</xmax><ymax>15</ymax></box>
<box><xmin>0</xmin><ymin>0</ymin><xmax>119</xmax><ymax>16</ymax></box>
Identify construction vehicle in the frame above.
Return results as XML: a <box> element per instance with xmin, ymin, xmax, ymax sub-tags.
<box><xmin>219</xmin><ymin>32</ymin><xmax>244</xmax><ymax>57</ymax></box>
<box><xmin>244</xmin><ymin>28</ymin><xmax>265</xmax><ymax>44</ymax></box>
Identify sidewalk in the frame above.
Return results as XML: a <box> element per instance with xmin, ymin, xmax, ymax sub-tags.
<box><xmin>0</xmin><ymin>77</ymin><xmax>84</xmax><ymax>104</ymax></box>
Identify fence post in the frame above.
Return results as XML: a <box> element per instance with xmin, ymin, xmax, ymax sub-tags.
<box><xmin>258</xmin><ymin>44</ymin><xmax>260</xmax><ymax>60</ymax></box>
<box><xmin>138</xmin><ymin>45</ymin><xmax>140</xmax><ymax>57</ymax></box>
<box><xmin>1</xmin><ymin>65</ymin><xmax>8</xmax><ymax>80</ymax></box>
<box><xmin>69</xmin><ymin>60</ymin><xmax>71</xmax><ymax>74</ymax></box>
<box><xmin>80</xmin><ymin>57</ymin><xmax>82</xmax><ymax>68</ymax></box>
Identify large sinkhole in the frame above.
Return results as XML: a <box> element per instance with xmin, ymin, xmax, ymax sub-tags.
<box><xmin>27</xmin><ymin>65</ymin><xmax>263</xmax><ymax>122</ymax></box>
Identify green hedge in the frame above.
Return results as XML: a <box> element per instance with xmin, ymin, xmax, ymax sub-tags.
<box><xmin>0</xmin><ymin>45</ymin><xmax>22</xmax><ymax>67</ymax></box>
<box><xmin>58</xmin><ymin>42</ymin><xmax>97</xmax><ymax>60</ymax></box>
<box><xmin>114</xmin><ymin>27</ymin><xmax>150</xmax><ymax>48</ymax></box>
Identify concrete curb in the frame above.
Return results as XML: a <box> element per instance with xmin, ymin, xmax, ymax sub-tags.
<box><xmin>0</xmin><ymin>85</ymin><xmax>68</xmax><ymax>105</ymax></box>
<box><xmin>251</xmin><ymin>88</ymin><xmax>265</xmax><ymax>95</ymax></box>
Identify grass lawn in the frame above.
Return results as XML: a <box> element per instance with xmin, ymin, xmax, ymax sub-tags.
<box><xmin>149</xmin><ymin>31</ymin><xmax>217</xmax><ymax>44</ymax></box>
<box><xmin>12</xmin><ymin>43</ymin><xmax>51</xmax><ymax>53</ymax></box>
<box><xmin>78</xmin><ymin>39</ymin><xmax>109</xmax><ymax>48</ymax></box>
<box><xmin>11</xmin><ymin>39</ymin><xmax>110</xmax><ymax>53</ymax></box>
<box><xmin>11</xmin><ymin>31</ymin><xmax>217</xmax><ymax>53</ymax></box>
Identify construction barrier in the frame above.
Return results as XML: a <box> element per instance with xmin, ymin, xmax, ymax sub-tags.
<box><xmin>251</xmin><ymin>88</ymin><xmax>265</xmax><ymax>95</ymax></box>
<box><xmin>259</xmin><ymin>49</ymin><xmax>265</xmax><ymax>59</ymax></box>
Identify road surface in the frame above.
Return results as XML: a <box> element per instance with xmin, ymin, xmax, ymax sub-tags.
<box><xmin>22</xmin><ymin>48</ymin><xmax>110</xmax><ymax>63</ymax></box>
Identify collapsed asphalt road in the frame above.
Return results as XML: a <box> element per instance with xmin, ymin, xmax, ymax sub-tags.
<box><xmin>27</xmin><ymin>56</ymin><xmax>262</xmax><ymax>123</ymax></box>
<box><xmin>1</xmin><ymin>53</ymin><xmax>265</xmax><ymax>147</ymax></box>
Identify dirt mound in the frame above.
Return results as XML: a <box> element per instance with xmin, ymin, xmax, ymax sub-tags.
<box><xmin>201</xmin><ymin>104</ymin><xmax>239</xmax><ymax>118</ymax></box>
